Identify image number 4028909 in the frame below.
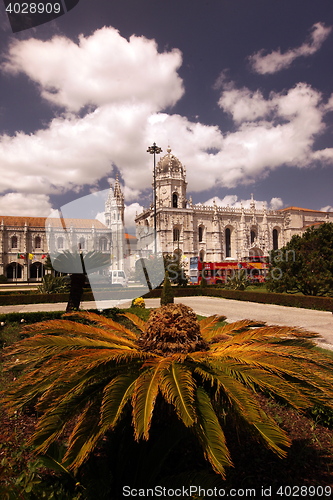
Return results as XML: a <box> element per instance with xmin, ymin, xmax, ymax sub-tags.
<box><xmin>3</xmin><ymin>0</ymin><xmax>81</xmax><ymax>33</ymax></box>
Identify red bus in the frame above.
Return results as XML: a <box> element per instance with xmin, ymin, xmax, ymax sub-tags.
<box><xmin>189</xmin><ymin>256</ymin><xmax>268</xmax><ymax>285</ymax></box>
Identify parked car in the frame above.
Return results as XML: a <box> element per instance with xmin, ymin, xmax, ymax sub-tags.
<box><xmin>108</xmin><ymin>269</ymin><xmax>128</xmax><ymax>287</ymax></box>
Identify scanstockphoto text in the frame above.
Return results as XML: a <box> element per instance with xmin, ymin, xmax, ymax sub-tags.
<box><xmin>122</xmin><ymin>484</ymin><xmax>332</xmax><ymax>497</ymax></box>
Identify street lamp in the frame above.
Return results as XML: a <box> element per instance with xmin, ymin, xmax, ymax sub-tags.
<box><xmin>147</xmin><ymin>142</ymin><xmax>162</xmax><ymax>254</ymax></box>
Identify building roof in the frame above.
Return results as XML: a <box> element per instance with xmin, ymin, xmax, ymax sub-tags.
<box><xmin>303</xmin><ymin>221</ymin><xmax>327</xmax><ymax>229</ymax></box>
<box><xmin>278</xmin><ymin>206</ymin><xmax>326</xmax><ymax>213</ymax></box>
<box><xmin>0</xmin><ymin>215</ymin><xmax>107</xmax><ymax>229</ymax></box>
<box><xmin>0</xmin><ymin>215</ymin><xmax>137</xmax><ymax>240</ymax></box>
<box><xmin>125</xmin><ymin>233</ymin><xmax>137</xmax><ymax>241</ymax></box>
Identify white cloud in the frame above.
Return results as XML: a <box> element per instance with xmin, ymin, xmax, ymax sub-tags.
<box><xmin>124</xmin><ymin>203</ymin><xmax>144</xmax><ymax>231</ymax></box>
<box><xmin>249</xmin><ymin>22</ymin><xmax>332</xmax><ymax>74</ymax></box>
<box><xmin>95</xmin><ymin>211</ymin><xmax>106</xmax><ymax>225</ymax></box>
<box><xmin>2</xmin><ymin>27</ymin><xmax>184</xmax><ymax>112</ymax></box>
<box><xmin>0</xmin><ymin>27</ymin><xmax>332</xmax><ymax>218</ymax></box>
<box><xmin>321</xmin><ymin>205</ymin><xmax>333</xmax><ymax>212</ymax></box>
<box><xmin>0</xmin><ymin>193</ymin><xmax>53</xmax><ymax>216</ymax></box>
<box><xmin>218</xmin><ymin>87</ymin><xmax>274</xmax><ymax>123</ymax></box>
<box><xmin>203</xmin><ymin>195</ymin><xmax>283</xmax><ymax>210</ymax></box>
<box><xmin>270</xmin><ymin>198</ymin><xmax>284</xmax><ymax>210</ymax></box>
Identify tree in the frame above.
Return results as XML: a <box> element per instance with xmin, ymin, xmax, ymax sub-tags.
<box><xmin>51</xmin><ymin>250</ymin><xmax>111</xmax><ymax>312</ymax></box>
<box><xmin>268</xmin><ymin>222</ymin><xmax>333</xmax><ymax>296</ymax></box>
<box><xmin>160</xmin><ymin>270</ymin><xmax>174</xmax><ymax>305</ymax></box>
<box><xmin>2</xmin><ymin>304</ymin><xmax>333</xmax><ymax>481</ymax></box>
<box><xmin>225</xmin><ymin>269</ymin><xmax>249</xmax><ymax>290</ymax></box>
<box><xmin>37</xmin><ymin>275</ymin><xmax>69</xmax><ymax>294</ymax></box>
<box><xmin>163</xmin><ymin>254</ymin><xmax>188</xmax><ymax>286</ymax></box>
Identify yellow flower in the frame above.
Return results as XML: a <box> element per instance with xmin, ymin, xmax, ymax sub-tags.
<box><xmin>132</xmin><ymin>297</ymin><xmax>145</xmax><ymax>308</ymax></box>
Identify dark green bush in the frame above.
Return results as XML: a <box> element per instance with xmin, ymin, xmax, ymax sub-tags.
<box><xmin>160</xmin><ymin>271</ymin><xmax>174</xmax><ymax>306</ymax></box>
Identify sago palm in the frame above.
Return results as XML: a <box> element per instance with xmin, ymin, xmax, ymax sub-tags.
<box><xmin>2</xmin><ymin>303</ymin><xmax>333</xmax><ymax>479</ymax></box>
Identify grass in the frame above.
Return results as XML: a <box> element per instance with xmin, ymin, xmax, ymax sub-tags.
<box><xmin>1</xmin><ymin>308</ymin><xmax>333</xmax><ymax>498</ymax></box>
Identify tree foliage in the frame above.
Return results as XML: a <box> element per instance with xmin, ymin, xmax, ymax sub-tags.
<box><xmin>225</xmin><ymin>269</ymin><xmax>249</xmax><ymax>291</ymax></box>
<box><xmin>160</xmin><ymin>271</ymin><xmax>174</xmax><ymax>306</ymax></box>
<box><xmin>51</xmin><ymin>250</ymin><xmax>111</xmax><ymax>311</ymax></box>
<box><xmin>2</xmin><ymin>305</ymin><xmax>333</xmax><ymax>481</ymax></box>
<box><xmin>268</xmin><ymin>223</ymin><xmax>333</xmax><ymax>296</ymax></box>
<box><xmin>163</xmin><ymin>254</ymin><xmax>188</xmax><ymax>286</ymax></box>
<box><xmin>37</xmin><ymin>275</ymin><xmax>69</xmax><ymax>294</ymax></box>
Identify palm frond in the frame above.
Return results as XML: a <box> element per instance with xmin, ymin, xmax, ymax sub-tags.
<box><xmin>21</xmin><ymin>319</ymin><xmax>137</xmax><ymax>347</ymax></box>
<box><xmin>64</xmin><ymin>311</ymin><xmax>138</xmax><ymax>340</ymax></box>
<box><xmin>159</xmin><ymin>362</ymin><xmax>197</xmax><ymax>427</ymax></box>
<box><xmin>195</xmin><ymin>365</ymin><xmax>291</xmax><ymax>458</ymax></box>
<box><xmin>199</xmin><ymin>315</ymin><xmax>225</xmax><ymax>338</ymax></box>
<box><xmin>132</xmin><ymin>359</ymin><xmax>169</xmax><ymax>440</ymax></box>
<box><xmin>206</xmin><ymin>320</ymin><xmax>265</xmax><ymax>341</ymax></box>
<box><xmin>121</xmin><ymin>312</ymin><xmax>147</xmax><ymax>333</ymax></box>
<box><xmin>231</xmin><ymin>325</ymin><xmax>318</xmax><ymax>344</ymax></box>
<box><xmin>194</xmin><ymin>387</ymin><xmax>232</xmax><ymax>477</ymax></box>
<box><xmin>29</xmin><ymin>371</ymin><xmax>111</xmax><ymax>454</ymax></box>
<box><xmin>101</xmin><ymin>373</ymin><xmax>138</xmax><ymax>429</ymax></box>
<box><xmin>63</xmin><ymin>397</ymin><xmax>105</xmax><ymax>470</ymax></box>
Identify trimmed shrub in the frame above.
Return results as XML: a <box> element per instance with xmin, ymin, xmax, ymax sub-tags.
<box><xmin>160</xmin><ymin>271</ymin><xmax>174</xmax><ymax>306</ymax></box>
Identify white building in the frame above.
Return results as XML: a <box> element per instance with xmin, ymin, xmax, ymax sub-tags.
<box><xmin>135</xmin><ymin>147</ymin><xmax>333</xmax><ymax>267</ymax></box>
<box><xmin>0</xmin><ymin>179</ymin><xmax>136</xmax><ymax>281</ymax></box>
<box><xmin>0</xmin><ymin>216</ymin><xmax>110</xmax><ymax>281</ymax></box>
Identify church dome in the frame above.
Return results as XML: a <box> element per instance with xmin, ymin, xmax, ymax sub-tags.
<box><xmin>157</xmin><ymin>147</ymin><xmax>184</xmax><ymax>176</ymax></box>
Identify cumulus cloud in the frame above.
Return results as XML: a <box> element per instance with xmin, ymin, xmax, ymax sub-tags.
<box><xmin>203</xmin><ymin>195</ymin><xmax>283</xmax><ymax>210</ymax></box>
<box><xmin>0</xmin><ymin>193</ymin><xmax>53</xmax><ymax>216</ymax></box>
<box><xmin>321</xmin><ymin>205</ymin><xmax>333</xmax><ymax>212</ymax></box>
<box><xmin>218</xmin><ymin>87</ymin><xmax>273</xmax><ymax>123</ymax></box>
<box><xmin>249</xmin><ymin>22</ymin><xmax>332</xmax><ymax>74</ymax></box>
<box><xmin>0</xmin><ymin>26</ymin><xmax>332</xmax><ymax>218</ymax></box>
<box><xmin>2</xmin><ymin>27</ymin><xmax>184</xmax><ymax>112</ymax></box>
<box><xmin>124</xmin><ymin>203</ymin><xmax>144</xmax><ymax>231</ymax></box>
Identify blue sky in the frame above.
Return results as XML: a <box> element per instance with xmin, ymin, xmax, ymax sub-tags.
<box><xmin>0</xmin><ymin>0</ymin><xmax>332</xmax><ymax>230</ymax></box>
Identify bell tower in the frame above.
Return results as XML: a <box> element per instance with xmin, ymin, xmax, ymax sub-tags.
<box><xmin>155</xmin><ymin>147</ymin><xmax>187</xmax><ymax>209</ymax></box>
<box><xmin>104</xmin><ymin>175</ymin><xmax>125</xmax><ymax>269</ymax></box>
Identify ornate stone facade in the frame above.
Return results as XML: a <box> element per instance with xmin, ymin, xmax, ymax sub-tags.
<box><xmin>0</xmin><ymin>179</ymin><xmax>137</xmax><ymax>281</ymax></box>
<box><xmin>0</xmin><ymin>216</ymin><xmax>110</xmax><ymax>281</ymax></box>
<box><xmin>135</xmin><ymin>148</ymin><xmax>333</xmax><ymax>268</ymax></box>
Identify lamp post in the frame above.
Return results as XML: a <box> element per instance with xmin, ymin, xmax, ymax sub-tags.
<box><xmin>147</xmin><ymin>142</ymin><xmax>162</xmax><ymax>255</ymax></box>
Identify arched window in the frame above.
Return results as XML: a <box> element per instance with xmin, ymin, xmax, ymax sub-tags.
<box><xmin>57</xmin><ymin>237</ymin><xmax>64</xmax><ymax>250</ymax></box>
<box><xmin>35</xmin><ymin>236</ymin><xmax>41</xmax><ymax>249</ymax></box>
<box><xmin>173</xmin><ymin>227</ymin><xmax>180</xmax><ymax>242</ymax></box>
<box><xmin>79</xmin><ymin>238</ymin><xmax>85</xmax><ymax>250</ymax></box>
<box><xmin>250</xmin><ymin>230</ymin><xmax>256</xmax><ymax>245</ymax></box>
<box><xmin>225</xmin><ymin>228</ymin><xmax>231</xmax><ymax>258</ymax></box>
<box><xmin>198</xmin><ymin>226</ymin><xmax>204</xmax><ymax>243</ymax></box>
<box><xmin>273</xmin><ymin>229</ymin><xmax>279</xmax><ymax>250</ymax></box>
<box><xmin>172</xmin><ymin>193</ymin><xmax>178</xmax><ymax>208</ymax></box>
<box><xmin>6</xmin><ymin>262</ymin><xmax>22</xmax><ymax>279</ymax></box>
<box><xmin>11</xmin><ymin>235</ymin><xmax>18</xmax><ymax>248</ymax></box>
<box><xmin>99</xmin><ymin>237</ymin><xmax>108</xmax><ymax>251</ymax></box>
<box><xmin>29</xmin><ymin>262</ymin><xmax>44</xmax><ymax>279</ymax></box>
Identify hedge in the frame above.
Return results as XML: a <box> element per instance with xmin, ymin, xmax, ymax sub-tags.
<box><xmin>1</xmin><ymin>286</ymin><xmax>332</xmax><ymax>312</ymax></box>
<box><xmin>0</xmin><ymin>291</ymin><xmax>94</xmax><ymax>306</ymax></box>
<box><xmin>0</xmin><ymin>307</ymin><xmax>123</xmax><ymax>324</ymax></box>
<box><xmin>143</xmin><ymin>286</ymin><xmax>333</xmax><ymax>312</ymax></box>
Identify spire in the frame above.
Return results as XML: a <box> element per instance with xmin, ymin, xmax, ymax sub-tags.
<box><xmin>114</xmin><ymin>174</ymin><xmax>124</xmax><ymax>205</ymax></box>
